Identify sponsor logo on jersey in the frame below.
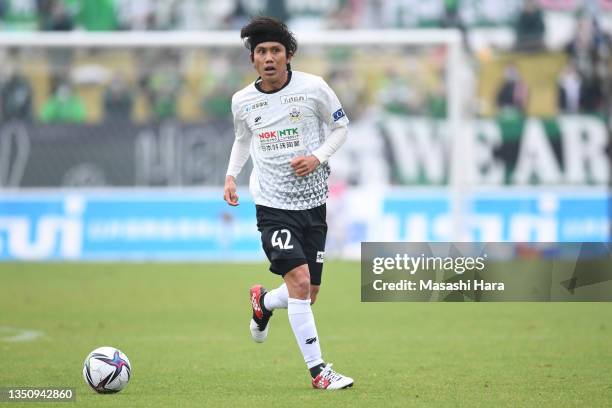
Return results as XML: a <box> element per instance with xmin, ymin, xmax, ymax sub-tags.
<box><xmin>280</xmin><ymin>93</ymin><xmax>307</xmax><ymax>104</ymax></box>
<box><xmin>258</xmin><ymin>128</ymin><xmax>298</xmax><ymax>139</ymax></box>
<box><xmin>244</xmin><ymin>99</ymin><xmax>268</xmax><ymax>113</ymax></box>
<box><xmin>258</xmin><ymin>127</ymin><xmax>302</xmax><ymax>153</ymax></box>
<box><xmin>332</xmin><ymin>108</ymin><xmax>345</xmax><ymax>121</ymax></box>
<box><xmin>289</xmin><ymin>106</ymin><xmax>301</xmax><ymax>123</ymax></box>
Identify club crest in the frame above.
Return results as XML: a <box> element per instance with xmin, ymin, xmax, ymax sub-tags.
<box><xmin>289</xmin><ymin>106</ymin><xmax>301</xmax><ymax>123</ymax></box>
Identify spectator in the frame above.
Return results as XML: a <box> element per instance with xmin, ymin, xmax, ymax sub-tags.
<box><xmin>440</xmin><ymin>0</ymin><xmax>468</xmax><ymax>49</ymax></box>
<box><xmin>514</xmin><ymin>0</ymin><xmax>545</xmax><ymax>51</ymax></box>
<box><xmin>441</xmin><ymin>0</ymin><xmax>463</xmax><ymax>29</ymax></box>
<box><xmin>116</xmin><ymin>0</ymin><xmax>155</xmax><ymax>30</ymax></box>
<box><xmin>579</xmin><ymin>69</ymin><xmax>604</xmax><ymax>114</ymax></box>
<box><xmin>144</xmin><ymin>58</ymin><xmax>181</xmax><ymax>121</ymax></box>
<box><xmin>0</xmin><ymin>65</ymin><xmax>33</xmax><ymax>121</ymax></box>
<box><xmin>496</xmin><ymin>65</ymin><xmax>528</xmax><ymax>113</ymax></box>
<box><xmin>104</xmin><ymin>75</ymin><xmax>133</xmax><ymax>121</ymax></box>
<box><xmin>557</xmin><ymin>62</ymin><xmax>582</xmax><ymax>113</ymax></box>
<box><xmin>39</xmin><ymin>0</ymin><xmax>73</xmax><ymax>31</ymax></box>
<box><xmin>40</xmin><ymin>80</ymin><xmax>86</xmax><ymax>123</ymax></box>
<box><xmin>566</xmin><ymin>16</ymin><xmax>596</xmax><ymax>76</ymax></box>
<box><xmin>565</xmin><ymin>14</ymin><xmax>611</xmax><ymax>115</ymax></box>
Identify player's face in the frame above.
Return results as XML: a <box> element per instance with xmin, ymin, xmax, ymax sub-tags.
<box><xmin>252</xmin><ymin>41</ymin><xmax>292</xmax><ymax>90</ymax></box>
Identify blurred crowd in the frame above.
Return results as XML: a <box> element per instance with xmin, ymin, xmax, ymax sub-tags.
<box><xmin>496</xmin><ymin>10</ymin><xmax>612</xmax><ymax>118</ymax></box>
<box><xmin>0</xmin><ymin>0</ymin><xmax>611</xmax><ymax>123</ymax></box>
<box><xmin>0</xmin><ymin>0</ymin><xmax>610</xmax><ymax>32</ymax></box>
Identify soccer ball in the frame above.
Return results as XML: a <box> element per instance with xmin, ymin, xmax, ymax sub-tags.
<box><xmin>83</xmin><ymin>346</ymin><xmax>132</xmax><ymax>394</ymax></box>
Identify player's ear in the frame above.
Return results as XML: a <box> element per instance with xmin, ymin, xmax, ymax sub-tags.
<box><xmin>250</xmin><ymin>53</ymin><xmax>254</xmax><ymax>63</ymax></box>
<box><xmin>287</xmin><ymin>52</ymin><xmax>293</xmax><ymax>63</ymax></box>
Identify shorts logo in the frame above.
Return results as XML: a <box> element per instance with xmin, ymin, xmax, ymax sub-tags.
<box><xmin>281</xmin><ymin>93</ymin><xmax>306</xmax><ymax>104</ymax></box>
<box><xmin>316</xmin><ymin>251</ymin><xmax>325</xmax><ymax>263</ymax></box>
<box><xmin>332</xmin><ymin>108</ymin><xmax>345</xmax><ymax>121</ymax></box>
<box><xmin>244</xmin><ymin>100</ymin><xmax>268</xmax><ymax>113</ymax></box>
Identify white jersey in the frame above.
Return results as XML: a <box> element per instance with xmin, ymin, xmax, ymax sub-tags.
<box><xmin>231</xmin><ymin>70</ymin><xmax>349</xmax><ymax>210</ymax></box>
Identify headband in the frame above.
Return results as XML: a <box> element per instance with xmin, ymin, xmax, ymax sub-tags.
<box><xmin>248</xmin><ymin>32</ymin><xmax>291</xmax><ymax>54</ymax></box>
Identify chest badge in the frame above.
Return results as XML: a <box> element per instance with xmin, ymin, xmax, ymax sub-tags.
<box><xmin>289</xmin><ymin>106</ymin><xmax>301</xmax><ymax>123</ymax></box>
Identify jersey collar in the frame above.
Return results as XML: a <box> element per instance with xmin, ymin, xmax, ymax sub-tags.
<box><xmin>255</xmin><ymin>71</ymin><xmax>292</xmax><ymax>94</ymax></box>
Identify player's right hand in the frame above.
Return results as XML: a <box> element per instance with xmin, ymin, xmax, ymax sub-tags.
<box><xmin>224</xmin><ymin>175</ymin><xmax>239</xmax><ymax>206</ymax></box>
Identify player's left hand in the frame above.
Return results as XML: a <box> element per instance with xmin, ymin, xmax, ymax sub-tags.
<box><xmin>290</xmin><ymin>155</ymin><xmax>320</xmax><ymax>177</ymax></box>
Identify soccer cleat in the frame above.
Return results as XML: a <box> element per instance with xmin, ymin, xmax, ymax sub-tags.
<box><xmin>249</xmin><ymin>284</ymin><xmax>273</xmax><ymax>343</ymax></box>
<box><xmin>311</xmin><ymin>363</ymin><xmax>354</xmax><ymax>390</ymax></box>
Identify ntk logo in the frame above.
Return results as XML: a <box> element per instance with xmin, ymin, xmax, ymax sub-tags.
<box><xmin>258</xmin><ymin>128</ymin><xmax>298</xmax><ymax>139</ymax></box>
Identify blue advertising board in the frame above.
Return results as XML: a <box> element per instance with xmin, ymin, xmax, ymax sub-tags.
<box><xmin>0</xmin><ymin>188</ymin><xmax>609</xmax><ymax>261</ymax></box>
<box><xmin>0</xmin><ymin>190</ymin><xmax>261</xmax><ymax>261</ymax></box>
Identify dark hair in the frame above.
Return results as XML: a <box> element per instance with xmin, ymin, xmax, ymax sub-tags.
<box><xmin>240</xmin><ymin>16</ymin><xmax>297</xmax><ymax>57</ymax></box>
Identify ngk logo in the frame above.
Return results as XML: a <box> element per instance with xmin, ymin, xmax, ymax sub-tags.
<box><xmin>259</xmin><ymin>131</ymin><xmax>277</xmax><ymax>139</ymax></box>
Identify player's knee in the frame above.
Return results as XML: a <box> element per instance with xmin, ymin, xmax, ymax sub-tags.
<box><xmin>294</xmin><ymin>275</ymin><xmax>310</xmax><ymax>298</ymax></box>
<box><xmin>285</xmin><ymin>264</ymin><xmax>310</xmax><ymax>299</ymax></box>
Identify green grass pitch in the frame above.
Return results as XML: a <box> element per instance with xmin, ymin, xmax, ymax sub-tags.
<box><xmin>1</xmin><ymin>262</ymin><xmax>611</xmax><ymax>407</ymax></box>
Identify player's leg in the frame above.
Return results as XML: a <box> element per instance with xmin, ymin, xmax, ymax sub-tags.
<box><xmin>283</xmin><ymin>263</ymin><xmax>323</xmax><ymax>372</ymax></box>
<box><xmin>263</xmin><ymin>282</ymin><xmax>288</xmax><ymax>310</ymax></box>
<box><xmin>284</xmin><ymin>263</ymin><xmax>353</xmax><ymax>389</ymax></box>
<box><xmin>250</xmin><ymin>205</ymin><xmax>305</xmax><ymax>342</ymax></box>
<box><xmin>299</xmin><ymin>204</ymin><xmax>353</xmax><ymax>389</ymax></box>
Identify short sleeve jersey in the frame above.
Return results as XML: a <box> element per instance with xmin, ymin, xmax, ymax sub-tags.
<box><xmin>231</xmin><ymin>70</ymin><xmax>349</xmax><ymax>210</ymax></box>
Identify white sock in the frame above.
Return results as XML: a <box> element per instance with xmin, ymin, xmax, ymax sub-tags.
<box><xmin>287</xmin><ymin>297</ymin><xmax>324</xmax><ymax>369</ymax></box>
<box><xmin>263</xmin><ymin>283</ymin><xmax>288</xmax><ymax>310</ymax></box>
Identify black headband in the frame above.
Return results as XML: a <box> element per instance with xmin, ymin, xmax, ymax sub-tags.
<box><xmin>248</xmin><ymin>32</ymin><xmax>291</xmax><ymax>54</ymax></box>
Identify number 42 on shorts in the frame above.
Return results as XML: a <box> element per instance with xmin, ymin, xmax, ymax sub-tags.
<box><xmin>271</xmin><ymin>229</ymin><xmax>293</xmax><ymax>249</ymax></box>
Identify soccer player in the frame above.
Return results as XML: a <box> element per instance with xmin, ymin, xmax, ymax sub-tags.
<box><xmin>223</xmin><ymin>16</ymin><xmax>353</xmax><ymax>390</ymax></box>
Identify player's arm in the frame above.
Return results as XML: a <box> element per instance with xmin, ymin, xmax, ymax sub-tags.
<box><xmin>224</xmin><ymin>97</ymin><xmax>251</xmax><ymax>206</ymax></box>
<box><xmin>291</xmin><ymin>77</ymin><xmax>349</xmax><ymax>177</ymax></box>
<box><xmin>290</xmin><ymin>126</ymin><xmax>347</xmax><ymax>176</ymax></box>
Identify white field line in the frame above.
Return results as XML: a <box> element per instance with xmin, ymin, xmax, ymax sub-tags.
<box><xmin>0</xmin><ymin>327</ymin><xmax>44</xmax><ymax>342</ymax></box>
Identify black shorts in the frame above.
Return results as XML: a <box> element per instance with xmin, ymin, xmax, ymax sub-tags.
<box><xmin>256</xmin><ymin>204</ymin><xmax>327</xmax><ymax>285</ymax></box>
